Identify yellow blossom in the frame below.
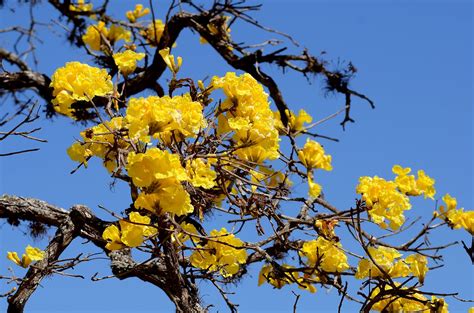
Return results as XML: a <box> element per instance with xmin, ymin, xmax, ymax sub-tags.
<box><xmin>141</xmin><ymin>19</ymin><xmax>165</xmax><ymax>46</ymax></box>
<box><xmin>126</xmin><ymin>148</ymin><xmax>188</xmax><ymax>188</ymax></box>
<box><xmin>67</xmin><ymin>117</ymin><xmax>128</xmax><ymax>172</ymax></box>
<box><xmin>134</xmin><ymin>180</ymin><xmax>194</xmax><ymax>216</ymax></box>
<box><xmin>102</xmin><ymin>212</ymin><xmax>157</xmax><ymax>250</ymax></box>
<box><xmin>69</xmin><ymin>0</ymin><xmax>93</xmax><ymax>12</ymax></box>
<box><xmin>126</xmin><ymin>4</ymin><xmax>150</xmax><ymax>23</ymax></box>
<box><xmin>82</xmin><ymin>21</ymin><xmax>130</xmax><ymax>51</ymax></box>
<box><xmin>274</xmin><ymin>109</ymin><xmax>312</xmax><ymax>135</ymax></box>
<box><xmin>190</xmin><ymin>228</ymin><xmax>247</xmax><ymax>277</ymax></box>
<box><xmin>7</xmin><ymin>245</ymin><xmax>45</xmax><ymax>268</ymax></box>
<box><xmin>212</xmin><ymin>72</ymin><xmax>280</xmax><ymax>164</ymax></box>
<box><xmin>125</xmin><ymin>94</ymin><xmax>206</xmax><ymax>143</ymax></box>
<box><xmin>356</xmin><ymin>175</ymin><xmax>411</xmax><ymax>230</ymax></box>
<box><xmin>299</xmin><ymin>237</ymin><xmax>349</xmax><ymax>273</ymax></box>
<box><xmin>438</xmin><ymin>194</ymin><xmax>474</xmax><ymax>235</ymax></box>
<box><xmin>405</xmin><ymin>253</ymin><xmax>429</xmax><ymax>283</ymax></box>
<box><xmin>298</xmin><ymin>139</ymin><xmax>332</xmax><ymax>171</ymax></box>
<box><xmin>50</xmin><ymin>62</ymin><xmax>113</xmax><ymax>118</ymax></box>
<box><xmin>159</xmin><ymin>48</ymin><xmax>183</xmax><ymax>74</ymax></box>
<box><xmin>113</xmin><ymin>50</ymin><xmax>145</xmax><ymax>76</ymax></box>
<box><xmin>308</xmin><ymin>172</ymin><xmax>322</xmax><ymax>199</ymax></box>
<box><xmin>186</xmin><ymin>158</ymin><xmax>217</xmax><ymax>189</ymax></box>
<box><xmin>370</xmin><ymin>284</ymin><xmax>427</xmax><ymax>312</ymax></box>
<box><xmin>354</xmin><ymin>246</ymin><xmax>429</xmax><ymax>281</ymax></box>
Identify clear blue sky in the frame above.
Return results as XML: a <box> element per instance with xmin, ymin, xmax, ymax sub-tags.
<box><xmin>1</xmin><ymin>0</ymin><xmax>472</xmax><ymax>312</ymax></box>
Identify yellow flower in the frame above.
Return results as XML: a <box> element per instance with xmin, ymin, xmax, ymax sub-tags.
<box><xmin>82</xmin><ymin>22</ymin><xmax>130</xmax><ymax>51</ymax></box>
<box><xmin>82</xmin><ymin>21</ymin><xmax>109</xmax><ymax>51</ymax></box>
<box><xmin>274</xmin><ymin>109</ymin><xmax>312</xmax><ymax>135</ymax></box>
<box><xmin>298</xmin><ymin>139</ymin><xmax>332</xmax><ymax>171</ymax></box>
<box><xmin>212</xmin><ymin>72</ymin><xmax>280</xmax><ymax>164</ymax></box>
<box><xmin>299</xmin><ymin>237</ymin><xmax>349</xmax><ymax>273</ymax></box>
<box><xmin>141</xmin><ymin>19</ymin><xmax>165</xmax><ymax>46</ymax></box>
<box><xmin>438</xmin><ymin>194</ymin><xmax>474</xmax><ymax>235</ymax></box>
<box><xmin>125</xmin><ymin>94</ymin><xmax>206</xmax><ymax>143</ymax></box>
<box><xmin>126</xmin><ymin>4</ymin><xmax>150</xmax><ymax>23</ymax></box>
<box><xmin>356</xmin><ymin>175</ymin><xmax>411</xmax><ymax>230</ymax></box>
<box><xmin>416</xmin><ymin>170</ymin><xmax>436</xmax><ymax>199</ymax></box>
<box><xmin>102</xmin><ymin>212</ymin><xmax>157</xmax><ymax>250</ymax></box>
<box><xmin>7</xmin><ymin>245</ymin><xmax>45</xmax><ymax>268</ymax></box>
<box><xmin>308</xmin><ymin>172</ymin><xmax>322</xmax><ymax>199</ymax></box>
<box><xmin>429</xmin><ymin>296</ymin><xmax>449</xmax><ymax>313</ymax></box>
<box><xmin>113</xmin><ymin>50</ymin><xmax>145</xmax><ymax>76</ymax></box>
<box><xmin>370</xmin><ymin>284</ymin><xmax>427</xmax><ymax>312</ymax></box>
<box><xmin>134</xmin><ymin>180</ymin><xmax>194</xmax><ymax>216</ymax></box>
<box><xmin>69</xmin><ymin>0</ymin><xmax>93</xmax><ymax>12</ymax></box>
<box><xmin>355</xmin><ymin>246</ymin><xmax>408</xmax><ymax>279</ymax></box>
<box><xmin>67</xmin><ymin>142</ymin><xmax>92</xmax><ymax>165</ymax></box>
<box><xmin>159</xmin><ymin>48</ymin><xmax>183</xmax><ymax>74</ymax></box>
<box><xmin>67</xmin><ymin>117</ymin><xmax>128</xmax><ymax>172</ymax></box>
<box><xmin>126</xmin><ymin>148</ymin><xmax>188</xmax><ymax>188</ymax></box>
<box><xmin>186</xmin><ymin>158</ymin><xmax>217</xmax><ymax>189</ymax></box>
<box><xmin>50</xmin><ymin>62</ymin><xmax>113</xmax><ymax>118</ymax></box>
<box><xmin>405</xmin><ymin>254</ymin><xmax>429</xmax><ymax>283</ymax></box>
<box><xmin>190</xmin><ymin>228</ymin><xmax>247</xmax><ymax>277</ymax></box>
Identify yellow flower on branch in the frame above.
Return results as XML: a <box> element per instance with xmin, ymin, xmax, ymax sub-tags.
<box><xmin>298</xmin><ymin>139</ymin><xmax>332</xmax><ymax>171</ymax></box>
<box><xmin>141</xmin><ymin>19</ymin><xmax>165</xmax><ymax>46</ymax></box>
<box><xmin>159</xmin><ymin>48</ymin><xmax>183</xmax><ymax>74</ymax></box>
<box><xmin>7</xmin><ymin>245</ymin><xmax>45</xmax><ymax>268</ymax></box>
<box><xmin>102</xmin><ymin>212</ymin><xmax>157</xmax><ymax>250</ymax></box>
<box><xmin>50</xmin><ymin>62</ymin><xmax>113</xmax><ymax>118</ymax></box>
<box><xmin>113</xmin><ymin>50</ymin><xmax>145</xmax><ymax>76</ymax></box>
<box><xmin>299</xmin><ymin>237</ymin><xmax>349</xmax><ymax>273</ymax></box>
<box><xmin>126</xmin><ymin>4</ymin><xmax>150</xmax><ymax>23</ymax></box>
<box><xmin>69</xmin><ymin>0</ymin><xmax>93</xmax><ymax>13</ymax></box>
<box><xmin>190</xmin><ymin>228</ymin><xmax>247</xmax><ymax>277</ymax></box>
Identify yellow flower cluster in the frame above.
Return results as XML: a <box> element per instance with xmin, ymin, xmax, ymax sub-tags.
<box><xmin>126</xmin><ymin>4</ymin><xmax>150</xmax><ymax>23</ymax></box>
<box><xmin>82</xmin><ymin>21</ymin><xmax>131</xmax><ymax>51</ymax></box>
<box><xmin>102</xmin><ymin>212</ymin><xmax>157</xmax><ymax>250</ymax></box>
<box><xmin>355</xmin><ymin>246</ymin><xmax>428</xmax><ymax>283</ymax></box>
<box><xmin>50</xmin><ymin>62</ymin><xmax>113</xmax><ymax>118</ymax></box>
<box><xmin>438</xmin><ymin>194</ymin><xmax>474</xmax><ymax>235</ymax></box>
<box><xmin>190</xmin><ymin>228</ymin><xmax>247</xmax><ymax>277</ymax></box>
<box><xmin>212</xmin><ymin>72</ymin><xmax>280</xmax><ymax>164</ymax></box>
<box><xmin>274</xmin><ymin>109</ymin><xmax>312</xmax><ymax>135</ymax></box>
<box><xmin>392</xmin><ymin>165</ymin><xmax>436</xmax><ymax>199</ymax></box>
<box><xmin>69</xmin><ymin>0</ymin><xmax>93</xmax><ymax>12</ymax></box>
<box><xmin>141</xmin><ymin>19</ymin><xmax>165</xmax><ymax>46</ymax></box>
<box><xmin>370</xmin><ymin>284</ymin><xmax>448</xmax><ymax>313</ymax></box>
<box><xmin>298</xmin><ymin>138</ymin><xmax>332</xmax><ymax>198</ymax></box>
<box><xmin>113</xmin><ymin>50</ymin><xmax>145</xmax><ymax>76</ymax></box>
<box><xmin>159</xmin><ymin>48</ymin><xmax>182</xmax><ymax>74</ymax></box>
<box><xmin>186</xmin><ymin>158</ymin><xmax>217</xmax><ymax>189</ymax></box>
<box><xmin>356</xmin><ymin>176</ymin><xmax>411</xmax><ymax>230</ymax></box>
<box><xmin>299</xmin><ymin>237</ymin><xmax>349</xmax><ymax>273</ymax></box>
<box><xmin>258</xmin><ymin>263</ymin><xmax>316</xmax><ymax>293</ymax></box>
<box><xmin>67</xmin><ymin>117</ymin><xmax>128</xmax><ymax>172</ymax></box>
<box><xmin>7</xmin><ymin>245</ymin><xmax>45</xmax><ymax>268</ymax></box>
<box><xmin>357</xmin><ymin>166</ymin><xmax>436</xmax><ymax>230</ymax></box>
<box><xmin>127</xmin><ymin>148</ymin><xmax>193</xmax><ymax>216</ymax></box>
<box><xmin>125</xmin><ymin>94</ymin><xmax>207</xmax><ymax>143</ymax></box>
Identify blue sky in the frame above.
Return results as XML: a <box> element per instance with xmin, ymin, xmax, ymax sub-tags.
<box><xmin>0</xmin><ymin>0</ymin><xmax>472</xmax><ymax>312</ymax></box>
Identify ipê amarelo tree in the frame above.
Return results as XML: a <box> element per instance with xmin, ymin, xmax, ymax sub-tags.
<box><xmin>0</xmin><ymin>1</ymin><xmax>472</xmax><ymax>312</ymax></box>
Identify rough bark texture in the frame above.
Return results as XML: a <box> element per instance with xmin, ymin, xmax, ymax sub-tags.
<box><xmin>0</xmin><ymin>195</ymin><xmax>206</xmax><ymax>313</ymax></box>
